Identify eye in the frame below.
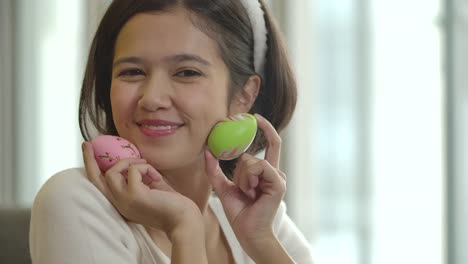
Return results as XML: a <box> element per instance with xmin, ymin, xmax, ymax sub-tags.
<box><xmin>175</xmin><ymin>69</ymin><xmax>201</xmax><ymax>78</ymax></box>
<box><xmin>118</xmin><ymin>68</ymin><xmax>145</xmax><ymax>77</ymax></box>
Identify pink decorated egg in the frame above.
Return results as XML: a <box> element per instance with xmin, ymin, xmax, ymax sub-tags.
<box><xmin>91</xmin><ymin>135</ymin><xmax>141</xmax><ymax>172</ymax></box>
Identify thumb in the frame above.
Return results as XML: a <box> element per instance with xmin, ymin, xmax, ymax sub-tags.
<box><xmin>204</xmin><ymin>149</ymin><xmax>233</xmax><ymax>197</ymax></box>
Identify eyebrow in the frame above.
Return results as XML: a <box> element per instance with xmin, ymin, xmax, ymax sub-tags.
<box><xmin>165</xmin><ymin>54</ymin><xmax>211</xmax><ymax>66</ymax></box>
<box><xmin>112</xmin><ymin>53</ymin><xmax>211</xmax><ymax>67</ymax></box>
<box><xmin>112</xmin><ymin>57</ymin><xmax>144</xmax><ymax>67</ymax></box>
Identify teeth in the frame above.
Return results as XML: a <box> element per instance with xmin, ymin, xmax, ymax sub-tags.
<box><xmin>142</xmin><ymin>125</ymin><xmax>177</xmax><ymax>130</ymax></box>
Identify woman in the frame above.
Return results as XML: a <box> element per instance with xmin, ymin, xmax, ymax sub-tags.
<box><xmin>29</xmin><ymin>0</ymin><xmax>314</xmax><ymax>263</ymax></box>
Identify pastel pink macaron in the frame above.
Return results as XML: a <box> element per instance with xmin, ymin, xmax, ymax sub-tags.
<box><xmin>91</xmin><ymin>135</ymin><xmax>141</xmax><ymax>172</ymax></box>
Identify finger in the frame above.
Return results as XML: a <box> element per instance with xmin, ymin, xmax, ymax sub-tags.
<box><xmin>239</xmin><ymin>154</ymin><xmax>261</xmax><ymax>190</ymax></box>
<box><xmin>233</xmin><ymin>170</ymin><xmax>257</xmax><ymax>200</ymax></box>
<box><xmin>249</xmin><ymin>174</ymin><xmax>259</xmax><ymax>189</ymax></box>
<box><xmin>231</xmin><ymin>169</ymin><xmax>255</xmax><ymax>200</ymax></box>
<box><xmin>126</xmin><ymin>164</ymin><xmax>164</xmax><ymax>194</ymax></box>
<box><xmin>236</xmin><ymin>154</ymin><xmax>260</xmax><ymax>196</ymax></box>
<box><xmin>254</xmin><ymin>114</ymin><xmax>281</xmax><ymax>169</ymax></box>
<box><xmin>231</xmin><ymin>163</ymin><xmax>256</xmax><ymax>200</ymax></box>
<box><xmin>142</xmin><ymin>174</ymin><xmax>153</xmax><ymax>186</ymax></box>
<box><xmin>231</xmin><ymin>158</ymin><xmax>243</xmax><ymax>188</ymax></box>
<box><xmin>248</xmin><ymin>160</ymin><xmax>286</xmax><ymax>195</ymax></box>
<box><xmin>104</xmin><ymin>158</ymin><xmax>147</xmax><ymax>196</ymax></box>
<box><xmin>147</xmin><ymin>175</ymin><xmax>175</xmax><ymax>192</ymax></box>
<box><xmin>82</xmin><ymin>142</ymin><xmax>114</xmax><ymax>199</ymax></box>
<box><xmin>231</xmin><ymin>170</ymin><xmax>240</xmax><ymax>190</ymax></box>
<box><xmin>126</xmin><ymin>163</ymin><xmax>162</xmax><ymax>182</ymax></box>
<box><xmin>105</xmin><ymin>158</ymin><xmax>147</xmax><ymax>177</ymax></box>
<box><xmin>126</xmin><ymin>165</ymin><xmax>144</xmax><ymax>193</ymax></box>
<box><xmin>105</xmin><ymin>168</ymin><xmax>128</xmax><ymax>197</ymax></box>
<box><xmin>82</xmin><ymin>142</ymin><xmax>101</xmax><ymax>181</ymax></box>
<box><xmin>278</xmin><ymin>170</ymin><xmax>287</xmax><ymax>181</ymax></box>
<box><xmin>128</xmin><ymin>164</ymin><xmax>174</xmax><ymax>192</ymax></box>
<box><xmin>204</xmin><ymin>149</ymin><xmax>235</xmax><ymax>199</ymax></box>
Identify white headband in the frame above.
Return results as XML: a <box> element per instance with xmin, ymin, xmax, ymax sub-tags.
<box><xmin>239</xmin><ymin>0</ymin><xmax>268</xmax><ymax>76</ymax></box>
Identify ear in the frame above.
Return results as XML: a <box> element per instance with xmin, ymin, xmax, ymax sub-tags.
<box><xmin>229</xmin><ymin>75</ymin><xmax>261</xmax><ymax>114</ymax></box>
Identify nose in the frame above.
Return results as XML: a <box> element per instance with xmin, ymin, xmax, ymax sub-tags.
<box><xmin>137</xmin><ymin>74</ymin><xmax>172</xmax><ymax>112</ymax></box>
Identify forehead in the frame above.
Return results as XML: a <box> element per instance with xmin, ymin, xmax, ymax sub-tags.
<box><xmin>114</xmin><ymin>9</ymin><xmax>221</xmax><ymax>63</ymax></box>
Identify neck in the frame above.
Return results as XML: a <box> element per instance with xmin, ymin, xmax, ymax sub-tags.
<box><xmin>158</xmin><ymin>155</ymin><xmax>212</xmax><ymax>213</ymax></box>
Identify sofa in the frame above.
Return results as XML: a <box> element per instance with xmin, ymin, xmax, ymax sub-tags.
<box><xmin>0</xmin><ymin>207</ymin><xmax>31</xmax><ymax>264</ymax></box>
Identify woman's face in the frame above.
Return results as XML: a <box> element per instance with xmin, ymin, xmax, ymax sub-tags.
<box><xmin>110</xmin><ymin>9</ymin><xmax>231</xmax><ymax>171</ymax></box>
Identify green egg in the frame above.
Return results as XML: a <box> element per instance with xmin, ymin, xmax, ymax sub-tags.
<box><xmin>207</xmin><ymin>113</ymin><xmax>257</xmax><ymax>160</ymax></box>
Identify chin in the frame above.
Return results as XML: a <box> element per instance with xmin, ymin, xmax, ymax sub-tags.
<box><xmin>141</xmin><ymin>151</ymin><xmax>191</xmax><ymax>171</ymax></box>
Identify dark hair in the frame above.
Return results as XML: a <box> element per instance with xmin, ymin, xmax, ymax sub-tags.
<box><xmin>79</xmin><ymin>0</ymin><xmax>297</xmax><ymax>177</ymax></box>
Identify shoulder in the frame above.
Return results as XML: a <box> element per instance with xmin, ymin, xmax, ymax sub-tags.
<box><xmin>32</xmin><ymin>168</ymin><xmax>110</xmax><ymax>213</ymax></box>
<box><xmin>35</xmin><ymin>167</ymin><xmax>90</xmax><ymax>198</ymax></box>
<box><xmin>30</xmin><ymin>168</ymin><xmax>140</xmax><ymax>263</ymax></box>
<box><xmin>31</xmin><ymin>167</ymin><xmax>124</xmax><ymax>224</ymax></box>
<box><xmin>35</xmin><ymin>167</ymin><xmax>89</xmax><ymax>196</ymax></box>
<box><xmin>32</xmin><ymin>167</ymin><xmax>127</xmax><ymax>222</ymax></box>
<box><xmin>36</xmin><ymin>167</ymin><xmax>94</xmax><ymax>194</ymax></box>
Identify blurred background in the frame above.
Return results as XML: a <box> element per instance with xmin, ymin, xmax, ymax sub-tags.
<box><xmin>0</xmin><ymin>0</ymin><xmax>465</xmax><ymax>263</ymax></box>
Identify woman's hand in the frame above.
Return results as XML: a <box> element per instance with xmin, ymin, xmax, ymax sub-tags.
<box><xmin>205</xmin><ymin>114</ymin><xmax>290</xmax><ymax>262</ymax></box>
<box><xmin>82</xmin><ymin>142</ymin><xmax>203</xmax><ymax>239</ymax></box>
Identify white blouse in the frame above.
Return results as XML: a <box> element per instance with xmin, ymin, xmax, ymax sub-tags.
<box><xmin>30</xmin><ymin>168</ymin><xmax>314</xmax><ymax>263</ymax></box>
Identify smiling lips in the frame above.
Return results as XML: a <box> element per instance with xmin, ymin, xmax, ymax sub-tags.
<box><xmin>138</xmin><ymin>119</ymin><xmax>183</xmax><ymax>137</ymax></box>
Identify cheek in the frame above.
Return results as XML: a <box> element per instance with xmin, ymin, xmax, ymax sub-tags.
<box><xmin>183</xmin><ymin>86</ymin><xmax>228</xmax><ymax>118</ymax></box>
<box><xmin>110</xmin><ymin>84</ymin><xmax>136</xmax><ymax>126</ymax></box>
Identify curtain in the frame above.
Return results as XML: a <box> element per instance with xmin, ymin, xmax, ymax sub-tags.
<box><xmin>0</xmin><ymin>0</ymin><xmax>15</xmax><ymax>206</ymax></box>
<box><xmin>448</xmin><ymin>0</ymin><xmax>468</xmax><ymax>263</ymax></box>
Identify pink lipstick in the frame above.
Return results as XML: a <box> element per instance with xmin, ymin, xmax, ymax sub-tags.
<box><xmin>138</xmin><ymin>119</ymin><xmax>183</xmax><ymax>137</ymax></box>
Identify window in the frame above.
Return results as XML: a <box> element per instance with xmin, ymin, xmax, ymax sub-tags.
<box><xmin>274</xmin><ymin>0</ymin><xmax>446</xmax><ymax>263</ymax></box>
<box><xmin>13</xmin><ymin>0</ymin><xmax>85</xmax><ymax>205</ymax></box>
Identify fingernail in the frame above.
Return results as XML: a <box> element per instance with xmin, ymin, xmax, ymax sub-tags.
<box><xmin>246</xmin><ymin>189</ymin><xmax>256</xmax><ymax>200</ymax></box>
<box><xmin>205</xmin><ymin>149</ymin><xmax>215</xmax><ymax>160</ymax></box>
<box><xmin>249</xmin><ymin>176</ymin><xmax>259</xmax><ymax>188</ymax></box>
<box><xmin>148</xmin><ymin>170</ymin><xmax>161</xmax><ymax>182</ymax></box>
<box><xmin>254</xmin><ymin>113</ymin><xmax>264</xmax><ymax>122</ymax></box>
